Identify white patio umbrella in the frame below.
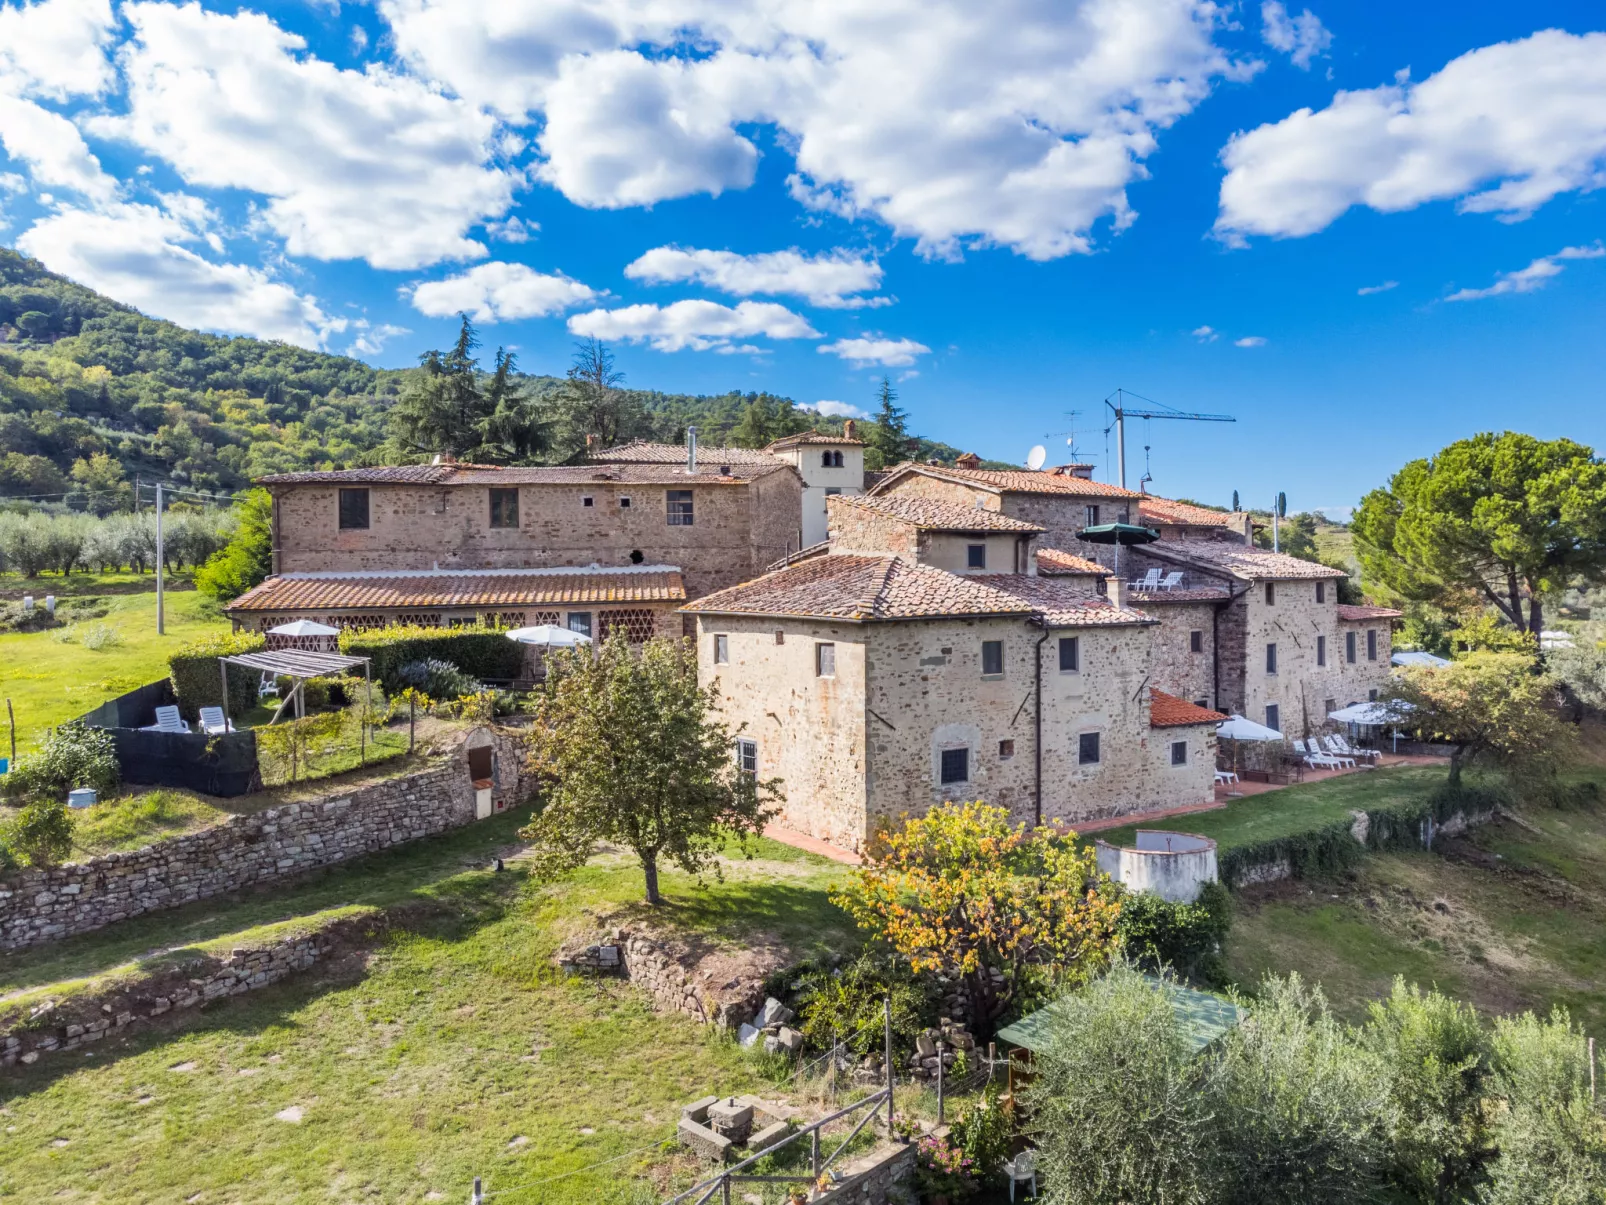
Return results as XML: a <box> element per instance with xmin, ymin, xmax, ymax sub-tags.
<box><xmin>1215</xmin><ymin>714</ymin><xmax>1283</xmax><ymax>741</ymax></box>
<box><xmin>268</xmin><ymin>619</ymin><xmax>340</xmax><ymax>637</ymax></box>
<box><xmin>505</xmin><ymin>623</ymin><xmax>593</xmax><ymax>647</ymax></box>
<box><xmin>1392</xmin><ymin>650</ymin><xmax>1450</xmax><ymax>669</ymax></box>
<box><xmin>1327</xmin><ymin>701</ymin><xmax>1407</xmax><ymax>726</ymax></box>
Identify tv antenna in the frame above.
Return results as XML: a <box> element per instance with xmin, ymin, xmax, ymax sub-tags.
<box><xmin>1103</xmin><ymin>388</ymin><xmax>1235</xmax><ymax>489</ymax></box>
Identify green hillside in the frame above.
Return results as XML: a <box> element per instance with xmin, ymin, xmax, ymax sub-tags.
<box><xmin>0</xmin><ymin>248</ymin><xmax>993</xmax><ymax>503</ymax></box>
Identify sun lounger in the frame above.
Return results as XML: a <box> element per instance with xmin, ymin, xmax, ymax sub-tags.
<box><xmin>1293</xmin><ymin>739</ymin><xmax>1342</xmax><ymax>770</ymax></box>
<box><xmin>142</xmin><ymin>705</ymin><xmax>190</xmax><ymax>734</ymax></box>
<box><xmin>1329</xmin><ymin>734</ymin><xmax>1379</xmax><ymax>762</ymax></box>
<box><xmin>1157</xmin><ymin>571</ymin><xmax>1184</xmax><ymax>591</ymax></box>
<box><xmin>1129</xmin><ymin>568</ymin><xmax>1161</xmax><ymax>591</ymax></box>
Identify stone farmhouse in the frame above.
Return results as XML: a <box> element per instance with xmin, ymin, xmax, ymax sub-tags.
<box><xmin>682</xmin><ymin>493</ymin><xmax>1225</xmax><ymax>852</ymax></box>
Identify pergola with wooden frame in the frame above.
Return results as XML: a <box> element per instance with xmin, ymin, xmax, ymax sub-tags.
<box><xmin>217</xmin><ymin>648</ymin><xmax>376</xmax><ymax>762</ymax></box>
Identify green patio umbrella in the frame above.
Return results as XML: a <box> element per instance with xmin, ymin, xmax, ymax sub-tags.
<box><xmin>1074</xmin><ymin>521</ymin><xmax>1159</xmax><ymax>577</ymax></box>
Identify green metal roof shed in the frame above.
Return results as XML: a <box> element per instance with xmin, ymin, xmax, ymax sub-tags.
<box><xmin>997</xmin><ymin>975</ymin><xmax>1244</xmax><ymax>1059</ymax></box>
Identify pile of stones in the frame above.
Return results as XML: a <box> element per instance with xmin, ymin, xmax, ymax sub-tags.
<box><xmin>554</xmin><ymin>938</ymin><xmax>621</xmax><ymax>977</ymax></box>
<box><xmin>677</xmin><ymin>1093</ymin><xmax>799</xmax><ymax>1164</ymax></box>
<box><xmin>907</xmin><ymin>1018</ymin><xmax>977</xmax><ymax>1083</ymax></box>
<box><xmin>737</xmin><ymin>995</ymin><xmax>805</xmax><ymax>1056</ymax></box>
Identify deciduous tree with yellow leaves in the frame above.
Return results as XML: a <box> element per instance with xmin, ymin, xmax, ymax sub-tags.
<box><xmin>832</xmin><ymin>802</ymin><xmax>1122</xmax><ymax>1029</ymax></box>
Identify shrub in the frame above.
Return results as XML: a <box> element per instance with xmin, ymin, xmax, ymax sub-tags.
<box><xmin>1116</xmin><ymin>881</ymin><xmax>1232</xmax><ymax>986</ymax></box>
<box><xmin>793</xmin><ymin>953</ymin><xmax>933</xmax><ymax>1056</ymax></box>
<box><xmin>913</xmin><ymin>1134</ymin><xmax>977</xmax><ymax>1201</ymax></box>
<box><xmin>341</xmin><ymin>624</ymin><xmax>526</xmax><ymax>690</ymax></box>
<box><xmin>4</xmin><ymin>721</ymin><xmax>118</xmax><ymax>802</ymax></box>
<box><xmin>948</xmin><ymin>1084</ymin><xmax>1013</xmax><ymax>1180</ymax></box>
<box><xmin>398</xmin><ymin>658</ymin><xmax>480</xmax><ymax>700</ymax></box>
<box><xmin>78</xmin><ymin>621</ymin><xmax>123</xmax><ymax>650</ymax></box>
<box><xmin>194</xmin><ymin>488</ymin><xmax>271</xmax><ymax>602</ymax></box>
<box><xmin>169</xmin><ymin>630</ymin><xmax>266</xmax><ymax>718</ymax></box>
<box><xmin>1</xmin><ymin>797</ymin><xmax>77</xmax><ymax>868</ymax></box>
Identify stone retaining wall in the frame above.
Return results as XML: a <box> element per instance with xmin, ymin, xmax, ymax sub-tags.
<box><xmin>2</xmin><ymin>925</ymin><xmax>354</xmax><ymax>1068</ymax></box>
<box><xmin>0</xmin><ymin>726</ymin><xmax>529</xmax><ymax>952</ymax></box>
<box><xmin>815</xmin><ymin>1140</ymin><xmax>917</xmax><ymax>1204</ymax></box>
<box><xmin>1229</xmin><ymin>804</ymin><xmax>1497</xmax><ymax>888</ymax></box>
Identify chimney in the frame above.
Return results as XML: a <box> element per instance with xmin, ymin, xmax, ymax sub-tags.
<box><xmin>842</xmin><ymin>419</ymin><xmax>857</xmax><ymax>440</ymax></box>
<box><xmin>955</xmin><ymin>452</ymin><xmax>981</xmax><ymax>469</ymax></box>
<box><xmin>686</xmin><ymin>425</ymin><xmax>698</xmax><ymax>474</ymax></box>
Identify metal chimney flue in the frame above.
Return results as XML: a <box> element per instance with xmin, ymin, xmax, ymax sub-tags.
<box><xmin>686</xmin><ymin>425</ymin><xmax>698</xmax><ymax>474</ymax></box>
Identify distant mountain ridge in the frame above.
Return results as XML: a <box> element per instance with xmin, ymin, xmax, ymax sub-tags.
<box><xmin>0</xmin><ymin>247</ymin><xmax>995</xmax><ymax>502</ymax></box>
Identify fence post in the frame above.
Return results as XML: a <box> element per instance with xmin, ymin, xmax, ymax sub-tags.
<box><xmin>884</xmin><ymin>995</ymin><xmax>894</xmax><ymax>1135</ymax></box>
<box><xmin>936</xmin><ymin>1039</ymin><xmax>945</xmax><ymax>1125</ymax></box>
<box><xmin>811</xmin><ymin>1127</ymin><xmax>820</xmax><ymax>1179</ymax></box>
<box><xmin>470</xmin><ymin>1176</ymin><xmax>482</xmax><ymax>1205</ymax></box>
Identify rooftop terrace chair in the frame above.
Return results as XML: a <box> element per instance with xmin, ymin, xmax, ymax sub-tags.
<box><xmin>198</xmin><ymin>706</ymin><xmax>234</xmax><ymax>735</ymax></box>
<box><xmin>1157</xmin><ymin>571</ymin><xmax>1185</xmax><ymax>591</ymax></box>
<box><xmin>1129</xmin><ymin>568</ymin><xmax>1162</xmax><ymax>592</ymax></box>
<box><xmin>142</xmin><ymin>705</ymin><xmax>190</xmax><ymax>734</ymax></box>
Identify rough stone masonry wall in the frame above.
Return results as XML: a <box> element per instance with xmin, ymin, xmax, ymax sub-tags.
<box><xmin>0</xmin><ymin>759</ymin><xmax>480</xmax><ymax>952</ymax></box>
<box><xmin>1136</xmin><ymin>599</ymin><xmax>1221</xmax><ymax>710</ymax></box>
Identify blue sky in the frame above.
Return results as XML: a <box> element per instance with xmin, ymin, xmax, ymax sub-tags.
<box><xmin>1</xmin><ymin>0</ymin><xmax>1602</xmax><ymax>515</ymax></box>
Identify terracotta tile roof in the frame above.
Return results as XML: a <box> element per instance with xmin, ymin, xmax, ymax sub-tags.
<box><xmin>1128</xmin><ymin>588</ymin><xmax>1233</xmax><ymax>603</ymax></box>
<box><xmin>1142</xmin><ymin>539</ymin><xmax>1347</xmax><ymax>581</ymax></box>
<box><xmin>870</xmin><ymin>462</ymin><xmax>1142</xmax><ymax>499</ymax></box>
<box><xmin>764</xmin><ymin>431</ymin><xmax>864</xmax><ymax>450</ymax></box>
<box><xmin>1139</xmin><ymin>496</ymin><xmax>1241</xmax><ymax>527</ymax></box>
<box><xmin>258</xmin><ymin>462</ymin><xmax>784</xmax><ymax>486</ymax></box>
<box><xmin>684</xmin><ymin>556</ymin><xmax>1151</xmax><ymax>628</ymax></box>
<box><xmin>765</xmin><ymin>541</ymin><xmax>831</xmax><ymax>573</ymax></box>
<box><xmin>1035</xmin><ymin>548</ymin><xmax>1109</xmax><ymax>576</ymax></box>
<box><xmin>228</xmin><ymin>565</ymin><xmax>686</xmax><ymax>612</ymax></box>
<box><xmin>590</xmin><ymin>440</ymin><xmax>781</xmax><ymax>466</ymax></box>
<box><xmin>1150</xmin><ymin>689</ymin><xmax>1228</xmax><ymax>728</ymax></box>
<box><xmin>1336</xmin><ymin>603</ymin><xmax>1404</xmax><ymax>621</ymax></box>
<box><xmin>833</xmin><ymin>494</ymin><xmax>1045</xmax><ymax>533</ymax></box>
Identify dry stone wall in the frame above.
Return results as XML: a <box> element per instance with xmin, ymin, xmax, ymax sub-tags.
<box><xmin>554</xmin><ymin>927</ymin><xmax>784</xmax><ymax>1030</ymax></box>
<box><xmin>0</xmin><ymin>745</ymin><xmax>514</xmax><ymax>952</ymax></box>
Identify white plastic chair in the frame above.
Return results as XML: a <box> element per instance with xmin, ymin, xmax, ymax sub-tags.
<box><xmin>198</xmin><ymin>706</ymin><xmax>234</xmax><ymax>735</ymax></box>
<box><xmin>1004</xmin><ymin>1150</ymin><xmax>1037</xmax><ymax>1201</ymax></box>
<box><xmin>1318</xmin><ymin>737</ymin><xmax>1357</xmax><ymax>768</ymax></box>
<box><xmin>1157</xmin><ymin>571</ymin><xmax>1184</xmax><ymax>591</ymax></box>
<box><xmin>1129</xmin><ymin>568</ymin><xmax>1161</xmax><ymax>592</ymax></box>
<box><xmin>143</xmin><ymin>705</ymin><xmax>190</xmax><ymax>733</ymax></box>
<box><xmin>257</xmin><ymin>672</ymin><xmax>279</xmax><ymax>699</ymax></box>
<box><xmin>1293</xmin><ymin>739</ymin><xmax>1340</xmax><ymax>770</ymax></box>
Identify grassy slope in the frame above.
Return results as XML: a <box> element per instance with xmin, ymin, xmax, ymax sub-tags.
<box><xmin>0</xmin><ymin>573</ymin><xmax>228</xmax><ymax>752</ymax></box>
<box><xmin>0</xmin><ymin>815</ymin><xmax>860</xmax><ymax>1203</ymax></box>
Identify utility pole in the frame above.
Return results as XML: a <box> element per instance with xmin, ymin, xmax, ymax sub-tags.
<box><xmin>1103</xmin><ymin>389</ymin><xmax>1235</xmax><ymax>489</ymax></box>
<box><xmin>155</xmin><ymin>482</ymin><xmax>165</xmax><ymax>635</ymax></box>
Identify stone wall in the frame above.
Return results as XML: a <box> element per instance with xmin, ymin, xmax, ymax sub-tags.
<box><xmin>272</xmin><ymin>470</ymin><xmax>803</xmax><ymax>600</ymax></box>
<box><xmin>3</xmin><ymin>923</ymin><xmax>355</xmax><ymax>1068</ymax></box>
<box><xmin>0</xmin><ymin>728</ymin><xmax>526</xmax><ymax>952</ymax></box>
<box><xmin>814</xmin><ymin>1140</ymin><xmax>917</xmax><ymax>1205</ymax></box>
<box><xmin>1130</xmin><ymin>598</ymin><xmax>1220</xmax><ymax>709</ymax></box>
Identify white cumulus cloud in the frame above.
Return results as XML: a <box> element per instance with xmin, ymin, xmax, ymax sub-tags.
<box><xmin>819</xmin><ymin>335</ymin><xmax>930</xmax><ymax>366</ymax></box>
<box><xmin>1191</xmin><ymin>324</ymin><xmax>1219</xmax><ymax>342</ymax></box>
<box><xmin>1234</xmin><ymin>335</ymin><xmax>1267</xmax><ymax>347</ymax></box>
<box><xmin>1216</xmin><ymin>29</ymin><xmax>1606</xmax><ymax>243</ymax></box>
<box><xmin>406</xmin><ymin>262</ymin><xmax>598</xmax><ymax>322</ymax></box>
<box><xmin>0</xmin><ymin>92</ymin><xmax>117</xmax><ymax>201</ymax></box>
<box><xmin>382</xmin><ymin>0</ymin><xmax>1255</xmax><ymax>261</ymax></box>
<box><xmin>1446</xmin><ymin>244</ymin><xmax>1604</xmax><ymax>301</ymax></box>
<box><xmin>801</xmin><ymin>400</ymin><xmax>869</xmax><ymax>419</ymax></box>
<box><xmin>17</xmin><ymin>202</ymin><xmax>340</xmax><ymax>347</ymax></box>
<box><xmin>345</xmin><ymin>321</ymin><xmax>411</xmax><ymax>358</ymax></box>
<box><xmin>624</xmin><ymin>246</ymin><xmax>887</xmax><ymax>308</ymax></box>
<box><xmin>1260</xmin><ymin>2</ymin><xmax>1331</xmax><ymax>70</ymax></box>
<box><xmin>0</xmin><ymin>0</ymin><xmax>116</xmax><ymax>101</ymax></box>
<box><xmin>1357</xmin><ymin>280</ymin><xmax>1397</xmax><ymax>295</ymax></box>
<box><xmin>101</xmin><ymin>1</ymin><xmax>521</xmax><ymax>270</ymax></box>
<box><xmin>567</xmin><ymin>299</ymin><xmax>818</xmax><ymax>352</ymax></box>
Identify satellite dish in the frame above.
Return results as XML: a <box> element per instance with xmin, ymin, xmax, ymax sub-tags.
<box><xmin>1026</xmin><ymin>445</ymin><xmax>1047</xmax><ymax>471</ymax></box>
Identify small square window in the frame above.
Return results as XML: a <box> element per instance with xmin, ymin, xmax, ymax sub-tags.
<box><xmin>489</xmin><ymin>487</ymin><xmax>520</xmax><ymax>529</ymax></box>
<box><xmin>1316</xmin><ymin>581</ymin><xmax>1326</xmax><ymax>603</ymax></box>
<box><xmin>967</xmin><ymin>544</ymin><xmax>986</xmax><ymax>569</ymax></box>
<box><xmin>940</xmin><ymin>747</ymin><xmax>969</xmax><ymax>785</ymax></box>
<box><xmin>1265</xmin><ymin>581</ymin><xmax>1276</xmax><ymax>605</ymax></box>
<box><xmin>1085</xmin><ymin>504</ymin><xmax>1100</xmax><ymax>526</ymax></box>
<box><xmin>1265</xmin><ymin>704</ymin><xmax>1281</xmax><ymax>733</ymax></box>
<box><xmin>338</xmin><ymin>487</ymin><xmax>369</xmax><ymax>530</ymax></box>
<box><xmin>567</xmin><ymin>611</ymin><xmax>592</xmax><ymax>638</ymax></box>
<box><xmin>619</xmin><ymin>496</ymin><xmax>631</xmax><ymax>509</ymax></box>
<box><xmin>824</xmin><ymin>486</ymin><xmax>842</xmax><ymax>497</ymax></box>
<box><xmin>1266</xmin><ymin>642</ymin><xmax>1278</xmax><ymax>674</ymax></box>
<box><xmin>816</xmin><ymin>642</ymin><xmax>836</xmax><ymax>677</ymax></box>
<box><xmin>1095</xmin><ymin>577</ymin><xmax>1108</xmax><ymax>596</ymax></box>
<box><xmin>1369</xmin><ymin>688</ymin><xmax>1378</xmax><ymax>701</ymax></box>
<box><xmin>1367</xmin><ymin>629</ymin><xmax>1378</xmax><ymax>661</ymax></box>
<box><xmin>714</xmin><ymin>634</ymin><xmax>729</xmax><ymax>664</ymax></box>
<box><xmin>667</xmin><ymin>489</ymin><xmax>694</xmax><ymax>526</ymax></box>
<box><xmin>736</xmin><ymin>738</ymin><xmax>757</xmax><ymax>778</ymax></box>
<box><xmin>999</xmin><ymin>739</ymin><xmax>1015</xmax><ymax>759</ymax></box>
<box><xmin>1078</xmin><ymin>732</ymin><xmax>1101</xmax><ymax>765</ymax></box>
<box><xmin>1058</xmin><ymin>636</ymin><xmax>1079</xmax><ymax>672</ymax></box>
<box><xmin>981</xmin><ymin>640</ymin><xmax>1004</xmax><ymax>676</ymax></box>
<box><xmin>1170</xmin><ymin>740</ymin><xmax>1187</xmax><ymax>766</ymax></box>
<box><xmin>582</xmin><ymin>496</ymin><xmax>595</xmax><ymax>508</ymax></box>
<box><xmin>774</xmin><ymin>630</ymin><xmax>785</xmax><ymax>645</ymax></box>
<box><xmin>1194</xmin><ymin>698</ymin><xmax>1209</xmax><ymax>710</ymax></box>
<box><xmin>1189</xmin><ymin>629</ymin><xmax>1203</xmax><ymax>654</ymax></box>
<box><xmin>1317</xmin><ymin>634</ymin><xmax>1327</xmax><ymax>666</ymax></box>
<box><xmin>1324</xmin><ymin>697</ymin><xmax>1337</xmax><ymax>715</ymax></box>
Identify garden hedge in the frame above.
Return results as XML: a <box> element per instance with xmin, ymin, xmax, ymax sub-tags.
<box><xmin>1219</xmin><ymin>781</ymin><xmax>1515</xmax><ymax>889</ymax></box>
<box><xmin>339</xmin><ymin>625</ymin><xmax>526</xmax><ymax>691</ymax></box>
<box><xmin>169</xmin><ymin>630</ymin><xmax>267</xmax><ymax>718</ymax></box>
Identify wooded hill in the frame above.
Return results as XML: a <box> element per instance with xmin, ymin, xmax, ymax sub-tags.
<box><xmin>0</xmin><ymin>247</ymin><xmax>986</xmax><ymax>504</ymax></box>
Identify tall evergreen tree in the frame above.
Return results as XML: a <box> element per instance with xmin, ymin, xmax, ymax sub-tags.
<box><xmin>480</xmin><ymin>347</ymin><xmax>549</xmax><ymax>463</ymax></box>
<box><xmin>551</xmin><ymin>337</ymin><xmax>646</xmax><ymax>458</ymax></box>
<box><xmin>386</xmin><ymin>316</ymin><xmax>492</xmax><ymax>460</ymax></box>
<box><xmin>864</xmin><ymin>376</ymin><xmax>911</xmax><ymax>471</ymax></box>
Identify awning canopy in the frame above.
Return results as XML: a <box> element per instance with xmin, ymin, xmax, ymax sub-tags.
<box><xmin>267</xmin><ymin>619</ymin><xmax>340</xmax><ymax>637</ymax></box>
<box><xmin>1328</xmin><ymin>701</ymin><xmax>1408</xmax><ymax>726</ymax></box>
<box><xmin>220</xmin><ymin>649</ymin><xmax>369</xmax><ymax>679</ymax></box>
<box><xmin>1216</xmin><ymin>713</ymin><xmax>1284</xmax><ymax>741</ymax></box>
<box><xmin>998</xmin><ymin>975</ymin><xmax>1243</xmax><ymax>1057</ymax></box>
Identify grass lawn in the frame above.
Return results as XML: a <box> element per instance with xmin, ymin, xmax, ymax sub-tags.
<box><xmin>1090</xmin><ymin>764</ymin><xmax>1454</xmax><ymax>852</ymax></box>
<box><xmin>1227</xmin><ymin>800</ymin><xmax>1606</xmax><ymax>1028</ymax></box>
<box><xmin>0</xmin><ymin>577</ymin><xmax>228</xmax><ymax>753</ymax></box>
<box><xmin>0</xmin><ymin>813</ymin><xmax>864</xmax><ymax>1203</ymax></box>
